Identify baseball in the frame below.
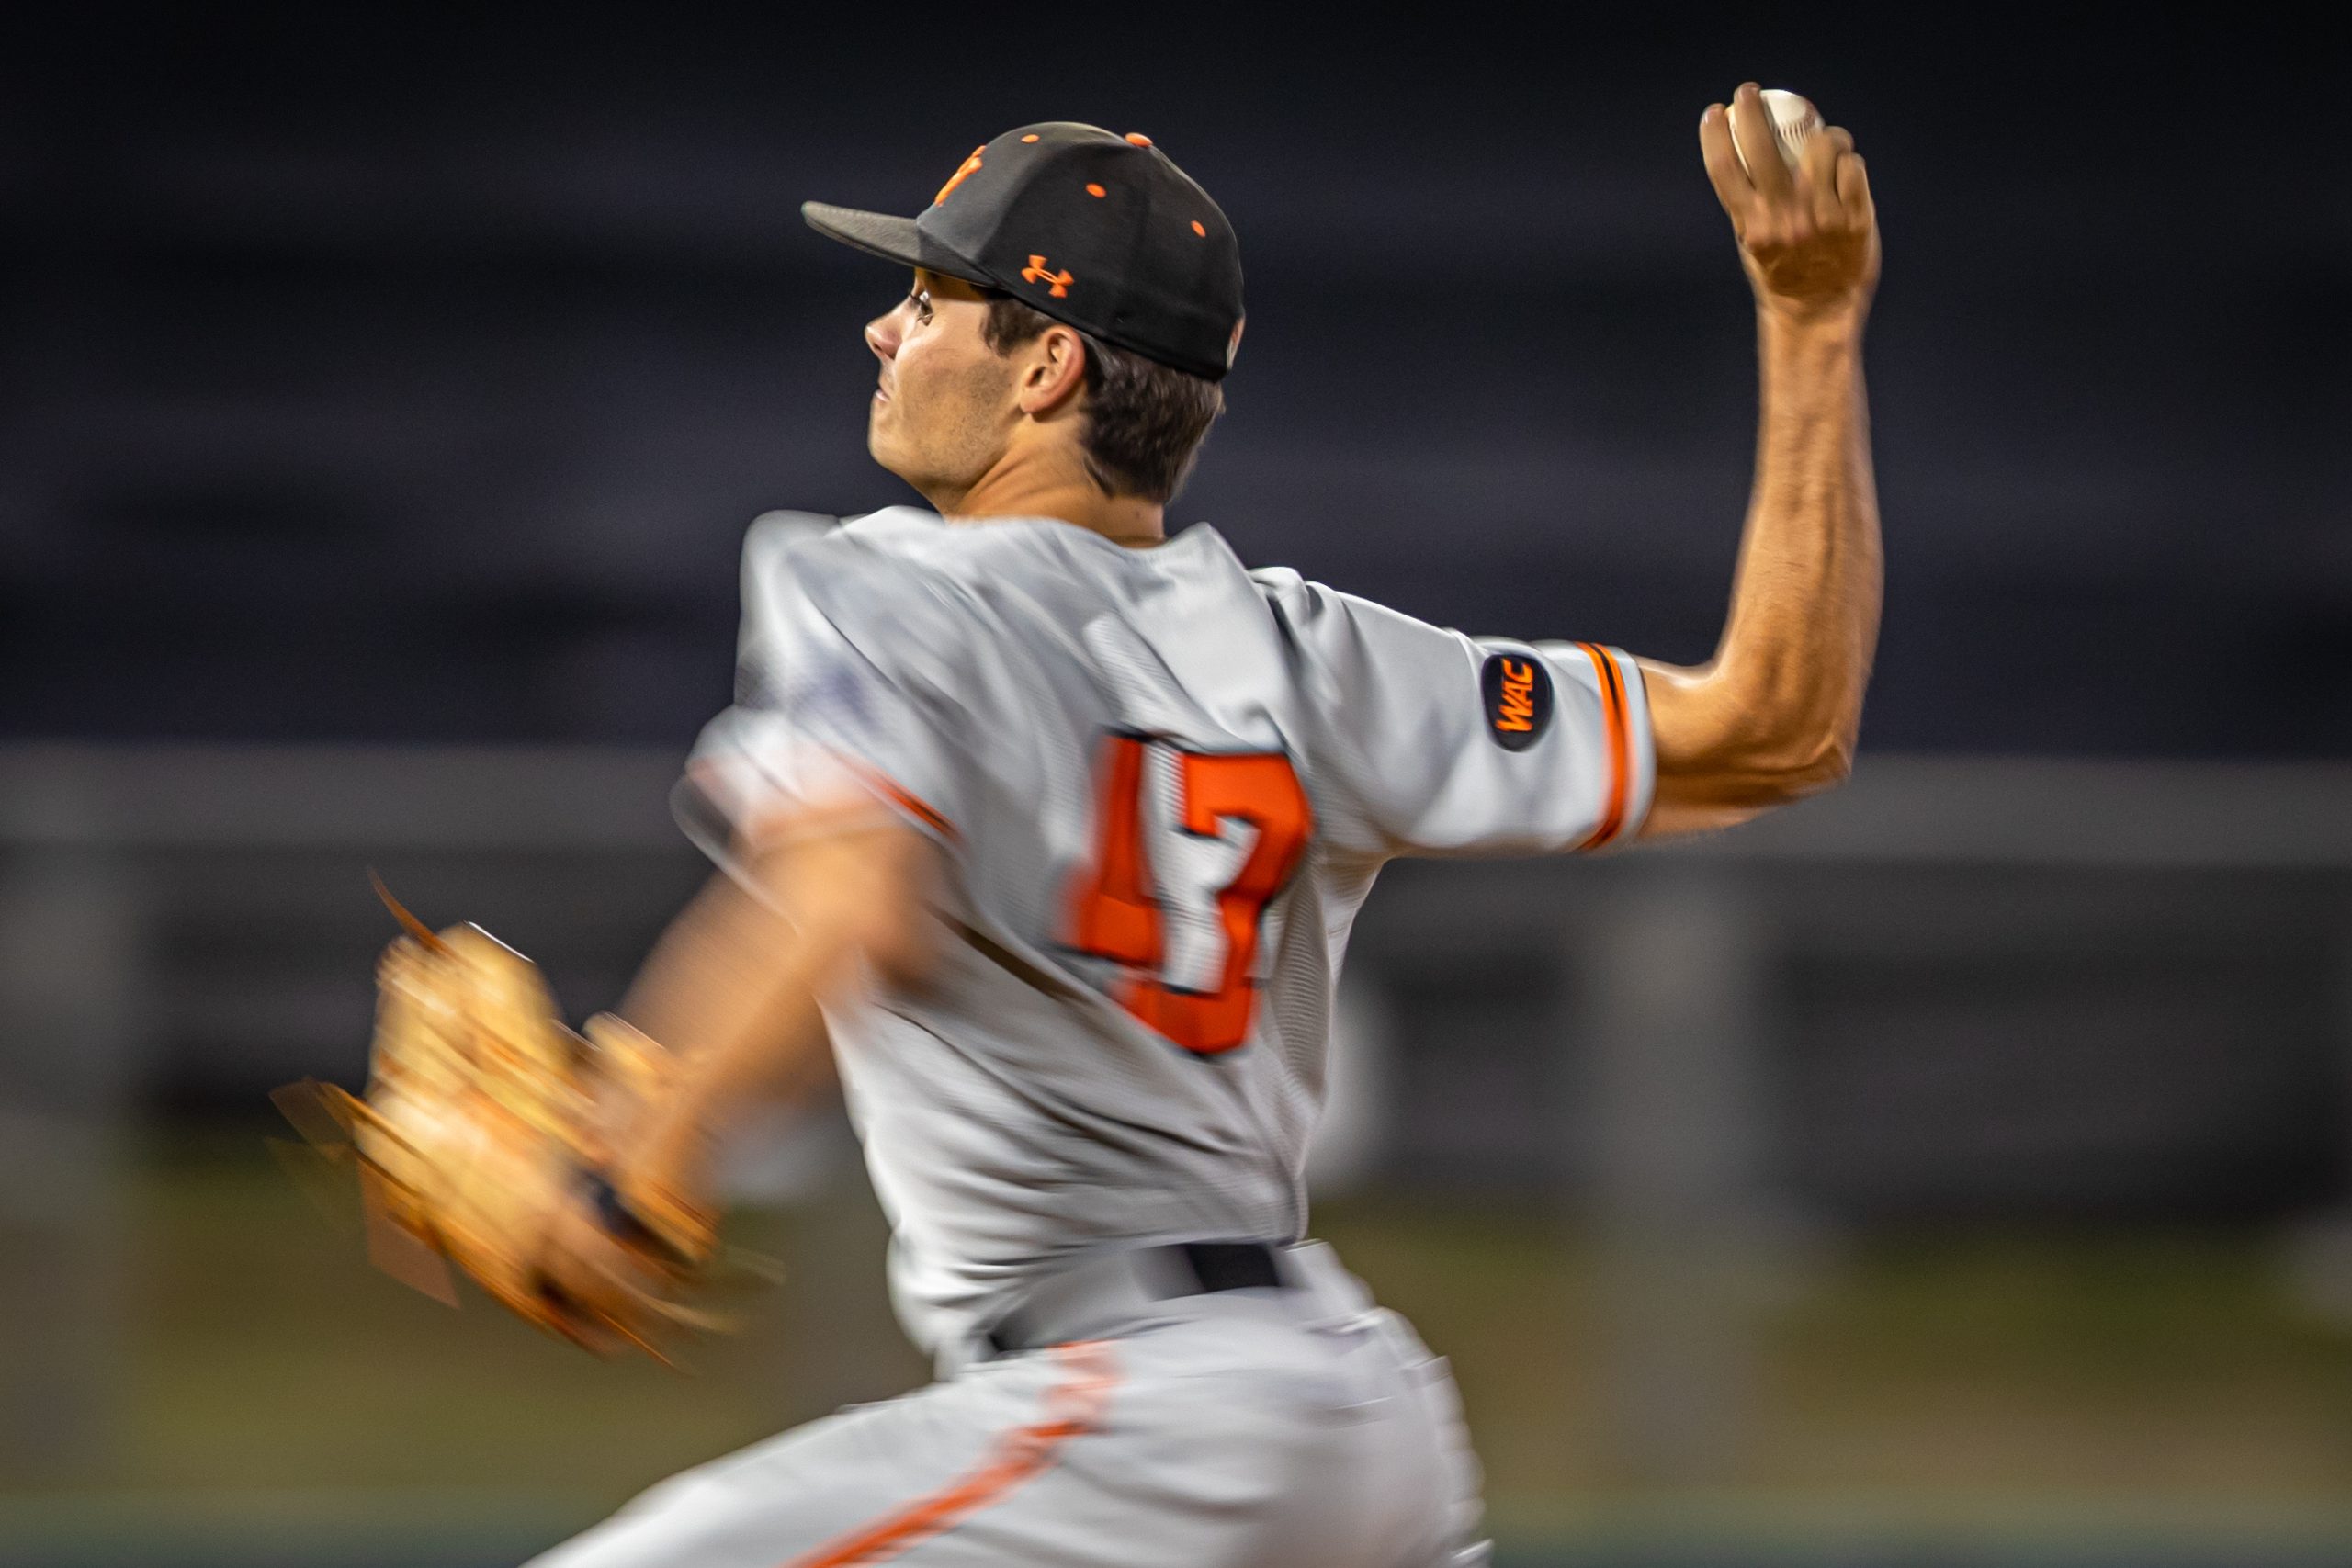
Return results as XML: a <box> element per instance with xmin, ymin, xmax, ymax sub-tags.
<box><xmin>1731</xmin><ymin>87</ymin><xmax>1822</xmax><ymax>175</ymax></box>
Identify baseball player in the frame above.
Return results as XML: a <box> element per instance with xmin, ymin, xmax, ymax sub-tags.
<box><xmin>527</xmin><ymin>88</ymin><xmax>1880</xmax><ymax>1567</ymax></box>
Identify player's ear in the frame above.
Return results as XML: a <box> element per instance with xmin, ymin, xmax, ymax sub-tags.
<box><xmin>1014</xmin><ymin>325</ymin><xmax>1088</xmax><ymax>419</ymax></box>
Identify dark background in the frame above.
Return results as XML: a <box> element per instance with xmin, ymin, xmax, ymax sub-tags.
<box><xmin>4</xmin><ymin>9</ymin><xmax>2343</xmax><ymax>753</ymax></box>
<box><xmin>3</xmin><ymin>13</ymin><xmax>2350</xmax><ymax>1561</ymax></box>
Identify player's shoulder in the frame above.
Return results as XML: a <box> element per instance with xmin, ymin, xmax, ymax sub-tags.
<box><xmin>1245</xmin><ymin>562</ymin><xmax>1308</xmax><ymax>603</ymax></box>
<box><xmin>749</xmin><ymin>506</ymin><xmax>951</xmax><ymax>584</ymax></box>
<box><xmin>1244</xmin><ymin>566</ymin><xmax>1437</xmax><ymax>647</ymax></box>
<box><xmin>735</xmin><ymin>508</ymin><xmax>979</xmax><ymax>671</ymax></box>
<box><xmin>745</xmin><ymin>507</ymin><xmax>1375</xmax><ymax>656</ymax></box>
<box><xmin>761</xmin><ymin>506</ymin><xmax>1104</xmax><ymax>601</ymax></box>
<box><xmin>803</xmin><ymin>508</ymin><xmax>1292</xmax><ymax>617</ymax></box>
<box><xmin>769</xmin><ymin>507</ymin><xmax>1002</xmax><ymax>600</ymax></box>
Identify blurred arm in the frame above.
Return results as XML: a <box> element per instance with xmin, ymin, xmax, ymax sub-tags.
<box><xmin>607</xmin><ymin>809</ymin><xmax>944</xmax><ymax>1213</ymax></box>
<box><xmin>1638</xmin><ymin>85</ymin><xmax>1883</xmax><ymax>840</ymax></box>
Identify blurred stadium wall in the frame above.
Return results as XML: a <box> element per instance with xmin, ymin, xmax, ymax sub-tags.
<box><xmin>5</xmin><ymin>745</ymin><xmax>2352</xmax><ymax>1565</ymax></box>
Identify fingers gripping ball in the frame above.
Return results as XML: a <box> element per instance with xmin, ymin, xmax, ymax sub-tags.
<box><xmin>278</xmin><ymin>885</ymin><xmax>719</xmax><ymax>1360</ymax></box>
<box><xmin>1701</xmin><ymin>83</ymin><xmax>1878</xmax><ymax>315</ymax></box>
<box><xmin>1729</xmin><ymin>87</ymin><xmax>1821</xmax><ymax>176</ymax></box>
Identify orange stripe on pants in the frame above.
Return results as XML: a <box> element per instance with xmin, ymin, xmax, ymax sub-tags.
<box><xmin>786</xmin><ymin>1341</ymin><xmax>1118</xmax><ymax>1567</ymax></box>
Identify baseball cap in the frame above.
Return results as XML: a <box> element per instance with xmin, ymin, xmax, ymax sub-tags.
<box><xmin>803</xmin><ymin>123</ymin><xmax>1245</xmax><ymax>381</ymax></box>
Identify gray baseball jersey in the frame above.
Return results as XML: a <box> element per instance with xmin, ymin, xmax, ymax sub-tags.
<box><xmin>684</xmin><ymin>506</ymin><xmax>1655</xmax><ymax>1358</ymax></box>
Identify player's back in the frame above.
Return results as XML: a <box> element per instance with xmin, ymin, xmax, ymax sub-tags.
<box><xmin>687</xmin><ymin>507</ymin><xmax>1653</xmax><ymax>1351</ymax></box>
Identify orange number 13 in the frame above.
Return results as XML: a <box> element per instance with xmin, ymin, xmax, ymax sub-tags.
<box><xmin>1063</xmin><ymin>736</ymin><xmax>1313</xmax><ymax>1055</ymax></box>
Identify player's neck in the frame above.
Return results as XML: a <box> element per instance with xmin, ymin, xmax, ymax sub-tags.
<box><xmin>933</xmin><ymin>449</ymin><xmax>1167</xmax><ymax>549</ymax></box>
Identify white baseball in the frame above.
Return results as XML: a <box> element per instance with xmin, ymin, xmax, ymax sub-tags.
<box><xmin>1730</xmin><ymin>88</ymin><xmax>1823</xmax><ymax>176</ymax></box>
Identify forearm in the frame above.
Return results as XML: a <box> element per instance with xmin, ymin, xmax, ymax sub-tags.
<box><xmin>1645</xmin><ymin>303</ymin><xmax>1881</xmax><ymax>805</ymax></box>
<box><xmin>607</xmin><ymin>866</ymin><xmax>838</xmax><ymax>1205</ymax></box>
<box><xmin>618</xmin><ymin>872</ymin><xmax>803</xmax><ymax>1057</ymax></box>
<box><xmin>609</xmin><ymin>821</ymin><xmax>938</xmax><ymax>1206</ymax></box>
<box><xmin>527</xmin><ymin>853</ymin><xmax>865</xmax><ymax>1331</ymax></box>
<box><xmin>1717</xmin><ymin>303</ymin><xmax>1881</xmax><ymax>762</ymax></box>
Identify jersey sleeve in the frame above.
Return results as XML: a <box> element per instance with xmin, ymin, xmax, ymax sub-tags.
<box><xmin>1257</xmin><ymin>572</ymin><xmax>1654</xmax><ymax>858</ymax></box>
<box><xmin>684</xmin><ymin>516</ymin><xmax>973</xmax><ymax>858</ymax></box>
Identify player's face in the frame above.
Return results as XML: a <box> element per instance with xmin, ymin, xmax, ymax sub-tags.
<box><xmin>865</xmin><ymin>270</ymin><xmax>1019</xmax><ymax>502</ymax></box>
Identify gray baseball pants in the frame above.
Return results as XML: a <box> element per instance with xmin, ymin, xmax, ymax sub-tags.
<box><xmin>526</xmin><ymin>1243</ymin><xmax>1488</xmax><ymax>1567</ymax></box>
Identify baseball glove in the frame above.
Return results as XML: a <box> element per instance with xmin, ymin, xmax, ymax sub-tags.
<box><xmin>275</xmin><ymin>880</ymin><xmax>720</xmax><ymax>1360</ymax></box>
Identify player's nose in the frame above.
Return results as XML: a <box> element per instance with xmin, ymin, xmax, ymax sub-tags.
<box><xmin>865</xmin><ymin>310</ymin><xmax>900</xmax><ymax>363</ymax></box>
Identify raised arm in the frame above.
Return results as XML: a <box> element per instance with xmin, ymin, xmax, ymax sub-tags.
<box><xmin>1638</xmin><ymin>84</ymin><xmax>1883</xmax><ymax>839</ymax></box>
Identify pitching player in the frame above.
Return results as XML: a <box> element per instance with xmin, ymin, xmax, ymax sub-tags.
<box><xmin>528</xmin><ymin>88</ymin><xmax>1880</xmax><ymax>1567</ymax></box>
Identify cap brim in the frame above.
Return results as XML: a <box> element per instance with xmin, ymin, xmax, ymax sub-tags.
<box><xmin>800</xmin><ymin>203</ymin><xmax>992</xmax><ymax>287</ymax></box>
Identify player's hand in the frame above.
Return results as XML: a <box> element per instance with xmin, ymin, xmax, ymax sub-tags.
<box><xmin>533</xmin><ymin>1176</ymin><xmax>702</xmax><ymax>1353</ymax></box>
<box><xmin>1700</xmin><ymin>84</ymin><xmax>1879</xmax><ymax>322</ymax></box>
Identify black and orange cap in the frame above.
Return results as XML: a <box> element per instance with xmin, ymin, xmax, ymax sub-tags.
<box><xmin>803</xmin><ymin>123</ymin><xmax>1245</xmax><ymax>381</ymax></box>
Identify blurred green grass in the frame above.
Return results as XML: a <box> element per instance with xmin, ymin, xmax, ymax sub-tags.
<box><xmin>6</xmin><ymin>1124</ymin><xmax>2349</xmax><ymax>1554</ymax></box>
<box><xmin>101</xmin><ymin>1126</ymin><xmax>918</xmax><ymax>1503</ymax></box>
<box><xmin>1327</xmin><ymin>1195</ymin><xmax>2352</xmax><ymax>1500</ymax></box>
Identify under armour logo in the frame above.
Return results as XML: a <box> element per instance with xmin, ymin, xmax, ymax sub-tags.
<box><xmin>1021</xmin><ymin>255</ymin><xmax>1074</xmax><ymax>298</ymax></box>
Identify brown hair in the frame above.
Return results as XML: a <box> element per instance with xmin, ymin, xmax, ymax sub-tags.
<box><xmin>982</xmin><ymin>295</ymin><xmax>1225</xmax><ymax>505</ymax></box>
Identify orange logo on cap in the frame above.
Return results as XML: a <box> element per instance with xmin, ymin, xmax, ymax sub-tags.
<box><xmin>933</xmin><ymin>145</ymin><xmax>986</xmax><ymax>205</ymax></box>
<box><xmin>1021</xmin><ymin>255</ymin><xmax>1074</xmax><ymax>298</ymax></box>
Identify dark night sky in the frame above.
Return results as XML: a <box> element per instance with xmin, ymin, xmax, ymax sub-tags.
<box><xmin>2</xmin><ymin>8</ymin><xmax>2345</xmax><ymax>753</ymax></box>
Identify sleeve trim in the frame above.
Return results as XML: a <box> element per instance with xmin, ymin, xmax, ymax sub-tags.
<box><xmin>851</xmin><ymin>761</ymin><xmax>960</xmax><ymax>844</ymax></box>
<box><xmin>1574</xmin><ymin>641</ymin><xmax>1634</xmax><ymax>851</ymax></box>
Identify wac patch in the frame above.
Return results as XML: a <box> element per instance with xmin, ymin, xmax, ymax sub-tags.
<box><xmin>1480</xmin><ymin>652</ymin><xmax>1553</xmax><ymax>750</ymax></box>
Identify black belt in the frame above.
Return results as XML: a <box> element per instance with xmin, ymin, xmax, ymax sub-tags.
<box><xmin>982</xmin><ymin>1240</ymin><xmax>1287</xmax><ymax>1358</ymax></box>
<box><xmin>1165</xmin><ymin>1240</ymin><xmax>1285</xmax><ymax>1292</ymax></box>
